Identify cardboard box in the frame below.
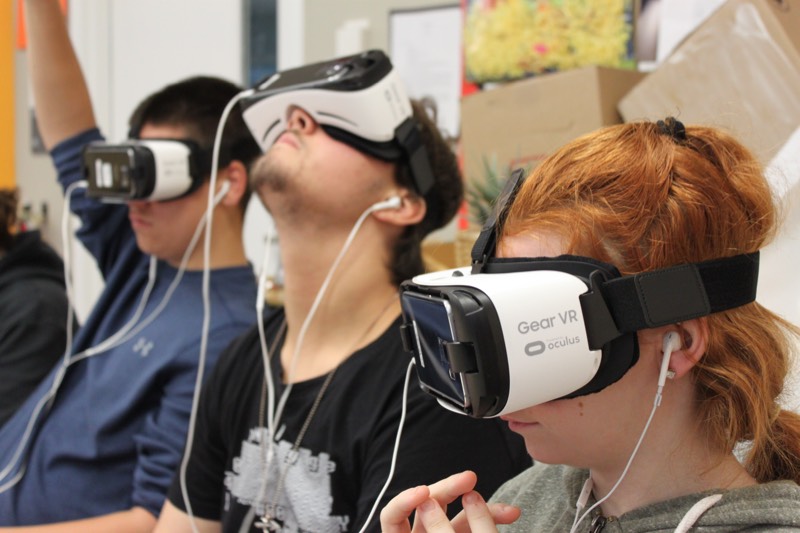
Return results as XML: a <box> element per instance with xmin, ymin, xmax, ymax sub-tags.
<box><xmin>460</xmin><ymin>66</ymin><xmax>646</xmax><ymax>186</ymax></box>
<box><xmin>619</xmin><ymin>0</ymin><xmax>800</xmax><ymax>164</ymax></box>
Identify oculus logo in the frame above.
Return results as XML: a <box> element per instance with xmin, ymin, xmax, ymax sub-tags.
<box><xmin>525</xmin><ymin>341</ymin><xmax>545</xmax><ymax>356</ymax></box>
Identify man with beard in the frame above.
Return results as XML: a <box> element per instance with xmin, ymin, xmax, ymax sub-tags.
<box><xmin>155</xmin><ymin>60</ymin><xmax>531</xmax><ymax>532</ymax></box>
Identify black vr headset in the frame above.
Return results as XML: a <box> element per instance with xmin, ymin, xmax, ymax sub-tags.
<box><xmin>399</xmin><ymin>168</ymin><xmax>760</xmax><ymax>418</ymax></box>
<box><xmin>238</xmin><ymin>49</ymin><xmax>435</xmax><ymax>201</ymax></box>
<box><xmin>82</xmin><ymin>138</ymin><xmax>215</xmax><ymax>202</ymax></box>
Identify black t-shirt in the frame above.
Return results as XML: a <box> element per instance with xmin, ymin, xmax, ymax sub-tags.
<box><xmin>168</xmin><ymin>311</ymin><xmax>531</xmax><ymax>532</ymax></box>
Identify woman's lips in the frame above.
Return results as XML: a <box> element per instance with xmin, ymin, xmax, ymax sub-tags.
<box><xmin>501</xmin><ymin>416</ymin><xmax>539</xmax><ymax>433</ymax></box>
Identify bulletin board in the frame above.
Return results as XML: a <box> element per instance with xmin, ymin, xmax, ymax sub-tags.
<box><xmin>389</xmin><ymin>4</ymin><xmax>462</xmax><ymax>140</ymax></box>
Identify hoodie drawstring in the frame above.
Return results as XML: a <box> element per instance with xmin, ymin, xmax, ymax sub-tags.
<box><xmin>674</xmin><ymin>494</ymin><xmax>723</xmax><ymax>533</ymax></box>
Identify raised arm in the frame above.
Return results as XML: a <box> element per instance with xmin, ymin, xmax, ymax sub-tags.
<box><xmin>24</xmin><ymin>0</ymin><xmax>97</xmax><ymax>150</ymax></box>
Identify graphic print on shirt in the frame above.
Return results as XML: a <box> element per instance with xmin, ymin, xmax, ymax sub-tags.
<box><xmin>132</xmin><ymin>337</ymin><xmax>154</xmax><ymax>357</ymax></box>
<box><xmin>224</xmin><ymin>426</ymin><xmax>349</xmax><ymax>532</ymax></box>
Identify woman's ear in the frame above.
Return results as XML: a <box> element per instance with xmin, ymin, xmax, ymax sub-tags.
<box><xmin>216</xmin><ymin>160</ymin><xmax>248</xmax><ymax>208</ymax></box>
<box><xmin>371</xmin><ymin>189</ymin><xmax>426</xmax><ymax>228</ymax></box>
<box><xmin>666</xmin><ymin>318</ymin><xmax>709</xmax><ymax>379</ymax></box>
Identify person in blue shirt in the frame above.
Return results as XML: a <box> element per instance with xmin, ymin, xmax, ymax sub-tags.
<box><xmin>0</xmin><ymin>1</ymin><xmax>262</xmax><ymax>531</ymax></box>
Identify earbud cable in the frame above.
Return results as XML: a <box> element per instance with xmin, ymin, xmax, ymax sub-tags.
<box><xmin>240</xmin><ymin>197</ymin><xmax>401</xmax><ymax>530</ymax></box>
<box><xmin>569</xmin><ymin>338</ymin><xmax>679</xmax><ymax>533</ymax></box>
<box><xmin>179</xmin><ymin>87</ymin><xmax>256</xmax><ymax>533</ymax></box>
<box><xmin>357</xmin><ymin>359</ymin><xmax>414</xmax><ymax>533</ymax></box>
<box><xmin>0</xmin><ymin>164</ymin><xmax>227</xmax><ymax>494</ymax></box>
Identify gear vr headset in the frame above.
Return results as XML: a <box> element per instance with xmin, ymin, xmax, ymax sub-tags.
<box><xmin>238</xmin><ymin>49</ymin><xmax>435</xmax><ymax>201</ymax></box>
<box><xmin>399</xmin><ymin>168</ymin><xmax>760</xmax><ymax>418</ymax></box>
<box><xmin>82</xmin><ymin>138</ymin><xmax>215</xmax><ymax>202</ymax></box>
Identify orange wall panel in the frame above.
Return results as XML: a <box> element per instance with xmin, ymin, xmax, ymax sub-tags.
<box><xmin>1</xmin><ymin>0</ymin><xmax>14</xmax><ymax>188</ymax></box>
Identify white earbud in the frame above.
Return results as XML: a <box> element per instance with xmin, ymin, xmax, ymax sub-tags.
<box><xmin>370</xmin><ymin>196</ymin><xmax>402</xmax><ymax>212</ymax></box>
<box><xmin>658</xmin><ymin>331</ymin><xmax>681</xmax><ymax>389</ymax></box>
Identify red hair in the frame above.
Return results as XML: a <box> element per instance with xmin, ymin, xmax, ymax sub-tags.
<box><xmin>502</xmin><ymin>120</ymin><xmax>800</xmax><ymax>484</ymax></box>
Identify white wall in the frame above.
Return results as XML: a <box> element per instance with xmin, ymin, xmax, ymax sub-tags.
<box><xmin>15</xmin><ymin>0</ymin><xmax>248</xmax><ymax>319</ymax></box>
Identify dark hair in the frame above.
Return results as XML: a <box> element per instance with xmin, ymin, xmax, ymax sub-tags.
<box><xmin>390</xmin><ymin>101</ymin><xmax>463</xmax><ymax>285</ymax></box>
<box><xmin>0</xmin><ymin>188</ymin><xmax>18</xmax><ymax>251</ymax></box>
<box><xmin>128</xmin><ymin>76</ymin><xmax>262</xmax><ymax>210</ymax></box>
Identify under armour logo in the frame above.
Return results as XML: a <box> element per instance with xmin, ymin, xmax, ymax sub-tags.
<box><xmin>133</xmin><ymin>337</ymin><xmax>155</xmax><ymax>357</ymax></box>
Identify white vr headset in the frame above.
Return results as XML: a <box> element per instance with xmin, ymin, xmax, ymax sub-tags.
<box><xmin>82</xmin><ymin>139</ymin><xmax>212</xmax><ymax>202</ymax></box>
<box><xmin>399</xmin><ymin>169</ymin><xmax>760</xmax><ymax>418</ymax></box>
<box><xmin>239</xmin><ymin>49</ymin><xmax>435</xmax><ymax>198</ymax></box>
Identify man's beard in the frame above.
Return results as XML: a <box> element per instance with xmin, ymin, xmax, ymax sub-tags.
<box><xmin>250</xmin><ymin>152</ymin><xmax>290</xmax><ymax>194</ymax></box>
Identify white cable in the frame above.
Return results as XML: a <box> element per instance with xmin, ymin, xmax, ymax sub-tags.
<box><xmin>0</xmin><ymin>180</ymin><xmax>157</xmax><ymax>490</ymax></box>
<box><xmin>256</xmin><ymin>223</ymin><xmax>278</xmax><ymax>436</ymax></box>
<box><xmin>0</xmin><ymin>255</ymin><xmax>158</xmax><ymax>489</ymax></box>
<box><xmin>571</xmin><ymin>477</ymin><xmax>594</xmax><ymax>532</ymax></box>
<box><xmin>244</xmin><ymin>195</ymin><xmax>400</xmax><ymax>529</ymax></box>
<box><xmin>66</xmin><ymin>196</ymin><xmax>213</xmax><ymax>364</ymax></box>
<box><xmin>357</xmin><ymin>359</ymin><xmax>415</xmax><ymax>533</ymax></box>
<box><xmin>569</xmin><ymin>334</ymin><xmax>680</xmax><ymax>533</ymax></box>
<box><xmin>0</xmin><ymin>252</ymin><xmax>158</xmax><ymax>493</ymax></box>
<box><xmin>180</xmin><ymin>87</ymin><xmax>255</xmax><ymax>533</ymax></box>
<box><xmin>60</xmin><ymin>180</ymin><xmax>86</xmax><ymax>355</ymax></box>
<box><xmin>235</xmin><ymin>236</ymin><xmax>283</xmax><ymax>533</ymax></box>
<box><xmin>1</xmin><ymin>139</ymin><xmax>228</xmax><ymax>493</ymax></box>
<box><xmin>236</xmin><ymin>224</ymin><xmax>279</xmax><ymax>533</ymax></box>
<box><xmin>274</xmin><ymin>198</ymin><xmax>398</xmax><ymax>428</ymax></box>
<box><xmin>568</xmin><ymin>395</ymin><xmax>660</xmax><ymax>533</ymax></box>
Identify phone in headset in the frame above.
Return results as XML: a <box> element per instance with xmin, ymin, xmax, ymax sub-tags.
<box><xmin>82</xmin><ymin>139</ymin><xmax>206</xmax><ymax>202</ymax></box>
<box><xmin>400</xmin><ymin>292</ymin><xmax>468</xmax><ymax>410</ymax></box>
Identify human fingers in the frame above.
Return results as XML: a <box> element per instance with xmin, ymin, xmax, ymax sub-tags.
<box><xmin>426</xmin><ymin>471</ymin><xmax>479</xmax><ymax>512</ymax></box>
<box><xmin>460</xmin><ymin>491</ymin><xmax>520</xmax><ymax>531</ymax></box>
<box><xmin>415</xmin><ymin>498</ymin><xmax>457</xmax><ymax>532</ymax></box>
<box><xmin>380</xmin><ymin>485</ymin><xmax>431</xmax><ymax>533</ymax></box>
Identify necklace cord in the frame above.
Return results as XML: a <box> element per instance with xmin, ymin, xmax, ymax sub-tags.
<box><xmin>253</xmin><ymin>293</ymin><xmax>397</xmax><ymax>528</ymax></box>
<box><xmin>248</xmin><ymin>199</ymin><xmax>399</xmax><ymax>528</ymax></box>
<box><xmin>275</xmin><ymin>201</ymin><xmax>389</xmax><ymax>428</ymax></box>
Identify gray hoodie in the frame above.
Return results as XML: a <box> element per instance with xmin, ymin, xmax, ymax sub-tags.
<box><xmin>490</xmin><ymin>463</ymin><xmax>800</xmax><ymax>532</ymax></box>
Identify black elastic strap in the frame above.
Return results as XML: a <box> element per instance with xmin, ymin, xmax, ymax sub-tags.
<box><xmin>322</xmin><ymin>120</ymin><xmax>438</xmax><ymax>221</ymax></box>
<box><xmin>394</xmin><ymin>118</ymin><xmax>435</xmax><ymax>197</ymax></box>
<box><xmin>601</xmin><ymin>252</ymin><xmax>759</xmax><ymax>331</ymax></box>
<box><xmin>471</xmin><ymin>168</ymin><xmax>527</xmax><ymax>273</ymax></box>
<box><xmin>322</xmin><ymin>125</ymin><xmax>403</xmax><ymax>162</ymax></box>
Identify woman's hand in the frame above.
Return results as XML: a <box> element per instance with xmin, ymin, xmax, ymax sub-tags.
<box><xmin>379</xmin><ymin>471</ymin><xmax>520</xmax><ymax>533</ymax></box>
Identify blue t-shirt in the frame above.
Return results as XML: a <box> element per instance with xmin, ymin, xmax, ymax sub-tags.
<box><xmin>0</xmin><ymin>129</ymin><xmax>259</xmax><ymax>524</ymax></box>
